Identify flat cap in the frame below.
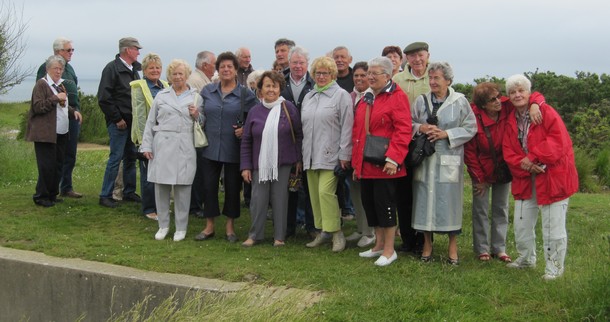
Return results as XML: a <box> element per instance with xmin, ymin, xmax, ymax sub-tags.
<box><xmin>119</xmin><ymin>37</ymin><xmax>142</xmax><ymax>50</ymax></box>
<box><xmin>403</xmin><ymin>42</ymin><xmax>429</xmax><ymax>54</ymax></box>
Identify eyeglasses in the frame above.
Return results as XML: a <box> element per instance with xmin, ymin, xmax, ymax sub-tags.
<box><xmin>367</xmin><ymin>71</ymin><xmax>386</xmax><ymax>77</ymax></box>
<box><xmin>61</xmin><ymin>48</ymin><xmax>75</xmax><ymax>53</ymax></box>
<box><xmin>314</xmin><ymin>71</ymin><xmax>330</xmax><ymax>77</ymax></box>
<box><xmin>487</xmin><ymin>93</ymin><xmax>502</xmax><ymax>104</ymax></box>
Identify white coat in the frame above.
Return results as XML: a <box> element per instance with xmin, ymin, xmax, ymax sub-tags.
<box><xmin>140</xmin><ymin>87</ymin><xmax>203</xmax><ymax>185</ymax></box>
<box><xmin>411</xmin><ymin>87</ymin><xmax>477</xmax><ymax>232</ymax></box>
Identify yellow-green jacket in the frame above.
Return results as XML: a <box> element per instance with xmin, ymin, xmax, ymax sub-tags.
<box><xmin>130</xmin><ymin>79</ymin><xmax>169</xmax><ymax>145</ymax></box>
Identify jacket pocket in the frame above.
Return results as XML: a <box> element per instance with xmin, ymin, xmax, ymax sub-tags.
<box><xmin>439</xmin><ymin>155</ymin><xmax>461</xmax><ymax>183</ymax></box>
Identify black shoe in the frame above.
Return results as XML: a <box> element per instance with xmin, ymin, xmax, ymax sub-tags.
<box><xmin>190</xmin><ymin>209</ymin><xmax>205</xmax><ymax>218</ymax></box>
<box><xmin>194</xmin><ymin>231</ymin><xmax>215</xmax><ymax>241</ymax></box>
<box><xmin>225</xmin><ymin>234</ymin><xmax>238</xmax><ymax>243</ymax></box>
<box><xmin>123</xmin><ymin>193</ymin><xmax>142</xmax><ymax>203</ymax></box>
<box><xmin>52</xmin><ymin>198</ymin><xmax>64</xmax><ymax>203</ymax></box>
<box><xmin>99</xmin><ymin>197</ymin><xmax>119</xmax><ymax>208</ymax></box>
<box><xmin>34</xmin><ymin>199</ymin><xmax>55</xmax><ymax>207</ymax></box>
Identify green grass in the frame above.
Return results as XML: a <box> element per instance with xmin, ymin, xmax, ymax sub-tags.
<box><xmin>0</xmin><ymin>127</ymin><xmax>608</xmax><ymax>320</ymax></box>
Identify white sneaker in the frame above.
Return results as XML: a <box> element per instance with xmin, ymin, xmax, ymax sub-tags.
<box><xmin>155</xmin><ymin>228</ymin><xmax>169</xmax><ymax>240</ymax></box>
<box><xmin>359</xmin><ymin>249</ymin><xmax>383</xmax><ymax>258</ymax></box>
<box><xmin>506</xmin><ymin>261</ymin><xmax>536</xmax><ymax>269</ymax></box>
<box><xmin>374</xmin><ymin>252</ymin><xmax>398</xmax><ymax>266</ymax></box>
<box><xmin>173</xmin><ymin>230</ymin><xmax>186</xmax><ymax>241</ymax></box>
<box><xmin>542</xmin><ymin>273</ymin><xmax>561</xmax><ymax>281</ymax></box>
<box><xmin>357</xmin><ymin>235</ymin><xmax>376</xmax><ymax>248</ymax></box>
<box><xmin>345</xmin><ymin>232</ymin><xmax>363</xmax><ymax>242</ymax></box>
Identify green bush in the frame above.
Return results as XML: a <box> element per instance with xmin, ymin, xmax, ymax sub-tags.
<box><xmin>78</xmin><ymin>92</ymin><xmax>108</xmax><ymax>145</ymax></box>
<box><xmin>574</xmin><ymin>146</ymin><xmax>600</xmax><ymax>192</ymax></box>
<box><xmin>595</xmin><ymin>147</ymin><xmax>610</xmax><ymax>188</ymax></box>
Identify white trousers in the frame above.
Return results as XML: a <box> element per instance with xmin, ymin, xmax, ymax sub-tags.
<box><xmin>155</xmin><ymin>184</ymin><xmax>191</xmax><ymax>232</ymax></box>
<box><xmin>513</xmin><ymin>186</ymin><xmax>568</xmax><ymax>276</ymax></box>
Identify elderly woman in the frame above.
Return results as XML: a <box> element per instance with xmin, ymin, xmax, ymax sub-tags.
<box><xmin>240</xmin><ymin>71</ymin><xmax>303</xmax><ymax>247</ymax></box>
<box><xmin>131</xmin><ymin>53</ymin><xmax>169</xmax><ymax>221</ymax></box>
<box><xmin>301</xmin><ymin>56</ymin><xmax>353</xmax><ymax>252</ymax></box>
<box><xmin>140</xmin><ymin>59</ymin><xmax>202</xmax><ymax>241</ymax></box>
<box><xmin>412</xmin><ymin>62</ymin><xmax>477</xmax><ymax>265</ymax></box>
<box><xmin>381</xmin><ymin>46</ymin><xmax>403</xmax><ymax>76</ymax></box>
<box><xmin>351</xmin><ymin>57</ymin><xmax>411</xmax><ymax>266</ymax></box>
<box><xmin>464</xmin><ymin>82</ymin><xmax>544</xmax><ymax>262</ymax></box>
<box><xmin>26</xmin><ymin>55</ymin><xmax>82</xmax><ymax>207</ymax></box>
<box><xmin>344</xmin><ymin>61</ymin><xmax>376</xmax><ymax>248</ymax></box>
<box><xmin>195</xmin><ymin>52</ymin><xmax>258</xmax><ymax>242</ymax></box>
<box><xmin>502</xmin><ymin>74</ymin><xmax>578</xmax><ymax>280</ymax></box>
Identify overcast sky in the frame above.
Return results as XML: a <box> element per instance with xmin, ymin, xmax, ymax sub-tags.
<box><xmin>6</xmin><ymin>0</ymin><xmax>610</xmax><ymax>96</ymax></box>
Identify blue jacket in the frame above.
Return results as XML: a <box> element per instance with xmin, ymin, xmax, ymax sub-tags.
<box><xmin>200</xmin><ymin>82</ymin><xmax>258</xmax><ymax>163</ymax></box>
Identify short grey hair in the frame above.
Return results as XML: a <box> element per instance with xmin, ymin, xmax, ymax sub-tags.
<box><xmin>45</xmin><ymin>55</ymin><xmax>66</xmax><ymax>70</ymax></box>
<box><xmin>235</xmin><ymin>47</ymin><xmax>249</xmax><ymax>58</ymax></box>
<box><xmin>505</xmin><ymin>74</ymin><xmax>532</xmax><ymax>93</ymax></box>
<box><xmin>246</xmin><ymin>69</ymin><xmax>265</xmax><ymax>89</ymax></box>
<box><xmin>289</xmin><ymin>46</ymin><xmax>309</xmax><ymax>63</ymax></box>
<box><xmin>368</xmin><ymin>57</ymin><xmax>393</xmax><ymax>77</ymax></box>
<box><xmin>195</xmin><ymin>51</ymin><xmax>214</xmax><ymax>69</ymax></box>
<box><xmin>52</xmin><ymin>37</ymin><xmax>71</xmax><ymax>52</ymax></box>
<box><xmin>332</xmin><ymin>46</ymin><xmax>351</xmax><ymax>58</ymax></box>
<box><xmin>428</xmin><ymin>61</ymin><xmax>454</xmax><ymax>84</ymax></box>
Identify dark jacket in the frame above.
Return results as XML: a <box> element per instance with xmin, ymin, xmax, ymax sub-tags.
<box><xmin>237</xmin><ymin>65</ymin><xmax>254</xmax><ymax>86</ymax></box>
<box><xmin>336</xmin><ymin>67</ymin><xmax>354</xmax><ymax>92</ymax></box>
<box><xmin>281</xmin><ymin>72</ymin><xmax>314</xmax><ymax>112</ymax></box>
<box><xmin>200</xmin><ymin>83</ymin><xmax>258</xmax><ymax>163</ymax></box>
<box><xmin>26</xmin><ymin>79</ymin><xmax>76</xmax><ymax>143</ymax></box>
<box><xmin>37</xmin><ymin>62</ymin><xmax>80</xmax><ymax>110</ymax></box>
<box><xmin>97</xmin><ymin>54</ymin><xmax>141</xmax><ymax>126</ymax></box>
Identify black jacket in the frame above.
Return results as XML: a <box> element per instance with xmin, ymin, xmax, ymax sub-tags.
<box><xmin>97</xmin><ymin>54</ymin><xmax>141</xmax><ymax>125</ymax></box>
<box><xmin>281</xmin><ymin>71</ymin><xmax>315</xmax><ymax>112</ymax></box>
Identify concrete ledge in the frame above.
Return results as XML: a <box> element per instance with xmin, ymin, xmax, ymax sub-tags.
<box><xmin>0</xmin><ymin>246</ymin><xmax>319</xmax><ymax>321</ymax></box>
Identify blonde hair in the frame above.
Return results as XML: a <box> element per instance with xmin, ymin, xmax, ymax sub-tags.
<box><xmin>310</xmin><ymin>56</ymin><xmax>338</xmax><ymax>80</ymax></box>
<box><xmin>166</xmin><ymin>59</ymin><xmax>192</xmax><ymax>81</ymax></box>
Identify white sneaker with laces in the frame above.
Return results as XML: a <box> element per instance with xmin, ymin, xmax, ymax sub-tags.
<box><xmin>357</xmin><ymin>235</ymin><xmax>376</xmax><ymax>248</ymax></box>
<box><xmin>155</xmin><ymin>228</ymin><xmax>169</xmax><ymax>240</ymax></box>
<box><xmin>173</xmin><ymin>230</ymin><xmax>186</xmax><ymax>241</ymax></box>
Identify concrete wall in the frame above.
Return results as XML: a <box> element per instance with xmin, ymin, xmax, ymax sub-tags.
<box><xmin>0</xmin><ymin>247</ymin><xmax>245</xmax><ymax>321</ymax></box>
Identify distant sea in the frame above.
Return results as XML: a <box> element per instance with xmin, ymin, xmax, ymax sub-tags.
<box><xmin>0</xmin><ymin>76</ymin><xmax>100</xmax><ymax>103</ymax></box>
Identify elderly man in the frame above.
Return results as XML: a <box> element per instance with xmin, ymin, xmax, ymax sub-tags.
<box><xmin>35</xmin><ymin>37</ymin><xmax>82</xmax><ymax>199</ymax></box>
<box><xmin>392</xmin><ymin>41</ymin><xmax>432</xmax><ymax>254</ymax></box>
<box><xmin>235</xmin><ymin>47</ymin><xmax>253</xmax><ymax>86</ymax></box>
<box><xmin>186</xmin><ymin>50</ymin><xmax>216</xmax><ymax>218</ymax></box>
<box><xmin>274</xmin><ymin>38</ymin><xmax>295</xmax><ymax>71</ymax></box>
<box><xmin>97</xmin><ymin>37</ymin><xmax>142</xmax><ymax>208</ymax></box>
<box><xmin>332</xmin><ymin>46</ymin><xmax>354</xmax><ymax>91</ymax></box>
<box><xmin>187</xmin><ymin>51</ymin><xmax>216</xmax><ymax>92</ymax></box>
<box><xmin>281</xmin><ymin>46</ymin><xmax>316</xmax><ymax>238</ymax></box>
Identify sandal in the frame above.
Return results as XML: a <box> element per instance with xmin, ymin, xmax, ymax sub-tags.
<box><xmin>241</xmin><ymin>238</ymin><xmax>257</xmax><ymax>247</ymax></box>
<box><xmin>447</xmin><ymin>257</ymin><xmax>459</xmax><ymax>266</ymax></box>
<box><xmin>420</xmin><ymin>254</ymin><xmax>433</xmax><ymax>263</ymax></box>
<box><xmin>478</xmin><ymin>253</ymin><xmax>491</xmax><ymax>261</ymax></box>
<box><xmin>493</xmin><ymin>253</ymin><xmax>512</xmax><ymax>263</ymax></box>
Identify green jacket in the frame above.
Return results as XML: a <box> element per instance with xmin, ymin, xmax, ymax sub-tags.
<box><xmin>37</xmin><ymin>62</ymin><xmax>80</xmax><ymax>110</ymax></box>
<box><xmin>130</xmin><ymin>78</ymin><xmax>169</xmax><ymax>145</ymax></box>
<box><xmin>392</xmin><ymin>66</ymin><xmax>430</xmax><ymax>106</ymax></box>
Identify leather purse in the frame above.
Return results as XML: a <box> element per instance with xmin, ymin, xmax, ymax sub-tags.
<box><xmin>362</xmin><ymin>103</ymin><xmax>390</xmax><ymax>165</ymax></box>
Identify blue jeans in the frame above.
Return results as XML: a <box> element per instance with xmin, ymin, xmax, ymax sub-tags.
<box><xmin>139</xmin><ymin>159</ymin><xmax>156</xmax><ymax>215</ymax></box>
<box><xmin>99</xmin><ymin>123</ymin><xmax>136</xmax><ymax>198</ymax></box>
<box><xmin>59</xmin><ymin>118</ymin><xmax>80</xmax><ymax>193</ymax></box>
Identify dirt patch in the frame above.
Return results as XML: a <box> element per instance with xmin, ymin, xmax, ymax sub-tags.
<box><xmin>78</xmin><ymin>143</ymin><xmax>108</xmax><ymax>151</ymax></box>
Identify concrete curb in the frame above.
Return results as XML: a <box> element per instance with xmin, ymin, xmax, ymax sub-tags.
<box><xmin>0</xmin><ymin>246</ymin><xmax>320</xmax><ymax>321</ymax></box>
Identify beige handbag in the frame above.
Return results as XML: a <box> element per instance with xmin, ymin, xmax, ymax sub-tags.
<box><xmin>192</xmin><ymin>93</ymin><xmax>208</xmax><ymax>148</ymax></box>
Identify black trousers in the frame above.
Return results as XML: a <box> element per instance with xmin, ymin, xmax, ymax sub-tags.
<box><xmin>200</xmin><ymin>157</ymin><xmax>242</xmax><ymax>219</ymax></box>
<box><xmin>361</xmin><ymin>178</ymin><xmax>398</xmax><ymax>228</ymax></box>
<box><xmin>396</xmin><ymin>168</ymin><xmax>426</xmax><ymax>250</ymax></box>
<box><xmin>190</xmin><ymin>147</ymin><xmax>205</xmax><ymax>212</ymax></box>
<box><xmin>33</xmin><ymin>134</ymin><xmax>68</xmax><ymax>202</ymax></box>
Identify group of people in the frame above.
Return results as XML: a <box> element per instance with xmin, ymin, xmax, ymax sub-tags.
<box><xmin>25</xmin><ymin>36</ymin><xmax>578</xmax><ymax>280</ymax></box>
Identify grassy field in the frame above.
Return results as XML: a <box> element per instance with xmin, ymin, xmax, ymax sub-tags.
<box><xmin>1</xmin><ymin>103</ymin><xmax>608</xmax><ymax>321</ymax></box>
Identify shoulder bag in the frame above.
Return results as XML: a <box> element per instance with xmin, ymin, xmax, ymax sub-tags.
<box><xmin>406</xmin><ymin>94</ymin><xmax>436</xmax><ymax>167</ymax></box>
<box><xmin>477</xmin><ymin>114</ymin><xmax>512</xmax><ymax>183</ymax></box>
<box><xmin>362</xmin><ymin>103</ymin><xmax>390</xmax><ymax>165</ymax></box>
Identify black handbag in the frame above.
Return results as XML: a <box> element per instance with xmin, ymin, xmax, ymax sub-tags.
<box><xmin>478</xmin><ymin>114</ymin><xmax>513</xmax><ymax>184</ymax></box>
<box><xmin>406</xmin><ymin>94</ymin><xmax>436</xmax><ymax>167</ymax></box>
<box><xmin>362</xmin><ymin>103</ymin><xmax>390</xmax><ymax>165</ymax></box>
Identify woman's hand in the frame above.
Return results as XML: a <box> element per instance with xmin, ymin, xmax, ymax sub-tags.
<box><xmin>188</xmin><ymin>104</ymin><xmax>199</xmax><ymax>120</ymax></box>
<box><xmin>242</xmin><ymin>170</ymin><xmax>252</xmax><ymax>183</ymax></box>
<box><xmin>295</xmin><ymin>161</ymin><xmax>303</xmax><ymax>176</ymax></box>
<box><xmin>529</xmin><ymin>104</ymin><xmax>542</xmax><ymax>125</ymax></box>
<box><xmin>426</xmin><ymin>125</ymin><xmax>448</xmax><ymax>142</ymax></box>
<box><xmin>383</xmin><ymin>162</ymin><xmax>397</xmax><ymax>175</ymax></box>
<box><xmin>233</xmin><ymin>125</ymin><xmax>243</xmax><ymax>139</ymax></box>
<box><xmin>473</xmin><ymin>182</ymin><xmax>488</xmax><ymax>196</ymax></box>
<box><xmin>340</xmin><ymin>160</ymin><xmax>351</xmax><ymax>170</ymax></box>
<box><xmin>56</xmin><ymin>92</ymin><xmax>67</xmax><ymax>105</ymax></box>
<box><xmin>143</xmin><ymin>152</ymin><xmax>153</xmax><ymax>160</ymax></box>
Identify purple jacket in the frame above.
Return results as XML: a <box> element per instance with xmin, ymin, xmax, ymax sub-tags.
<box><xmin>240</xmin><ymin>100</ymin><xmax>303</xmax><ymax>171</ymax></box>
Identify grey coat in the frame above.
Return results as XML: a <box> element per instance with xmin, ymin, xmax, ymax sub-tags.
<box><xmin>301</xmin><ymin>82</ymin><xmax>353</xmax><ymax>170</ymax></box>
<box><xmin>140</xmin><ymin>87</ymin><xmax>204</xmax><ymax>185</ymax></box>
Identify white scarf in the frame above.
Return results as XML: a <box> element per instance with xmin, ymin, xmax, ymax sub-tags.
<box><xmin>258</xmin><ymin>96</ymin><xmax>285</xmax><ymax>183</ymax></box>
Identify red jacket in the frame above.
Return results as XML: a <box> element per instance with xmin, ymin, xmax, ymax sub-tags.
<box><xmin>352</xmin><ymin>82</ymin><xmax>412</xmax><ymax>179</ymax></box>
<box><xmin>465</xmin><ymin>92</ymin><xmax>544</xmax><ymax>184</ymax></box>
<box><xmin>502</xmin><ymin>100</ymin><xmax>578</xmax><ymax>205</ymax></box>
